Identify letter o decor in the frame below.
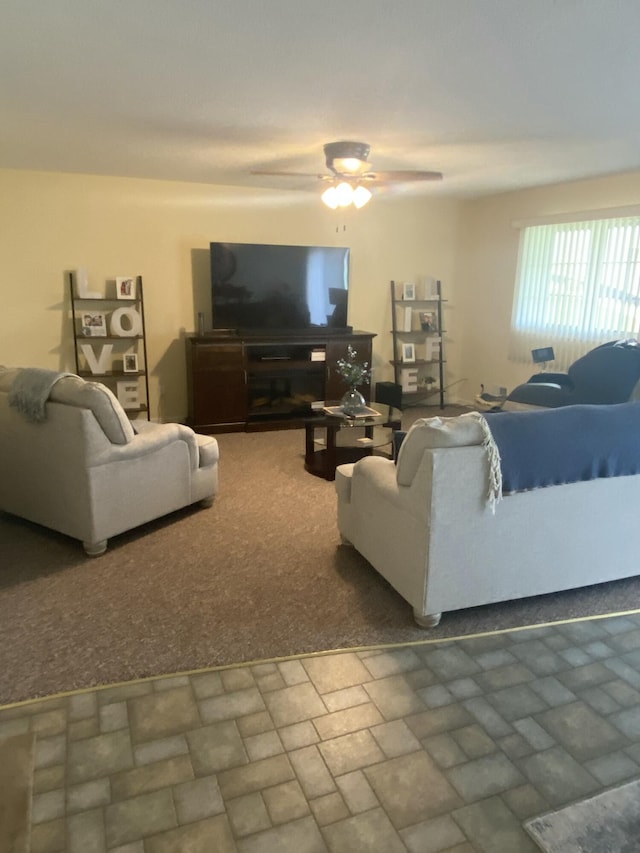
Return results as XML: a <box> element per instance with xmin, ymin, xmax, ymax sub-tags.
<box><xmin>110</xmin><ymin>307</ymin><xmax>142</xmax><ymax>337</ymax></box>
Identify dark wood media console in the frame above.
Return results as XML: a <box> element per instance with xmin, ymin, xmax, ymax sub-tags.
<box><xmin>186</xmin><ymin>330</ymin><xmax>375</xmax><ymax>433</ymax></box>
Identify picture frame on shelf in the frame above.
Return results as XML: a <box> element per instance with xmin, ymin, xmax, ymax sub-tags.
<box><xmin>419</xmin><ymin>311</ymin><xmax>437</xmax><ymax>332</ymax></box>
<box><xmin>123</xmin><ymin>353</ymin><xmax>139</xmax><ymax>373</ymax></box>
<box><xmin>403</xmin><ymin>282</ymin><xmax>416</xmax><ymax>301</ymax></box>
<box><xmin>424</xmin><ymin>276</ymin><xmax>438</xmax><ymax>298</ymax></box>
<box><xmin>81</xmin><ymin>312</ymin><xmax>107</xmax><ymax>337</ymax></box>
<box><xmin>403</xmin><ymin>306</ymin><xmax>413</xmax><ymax>332</ymax></box>
<box><xmin>402</xmin><ymin>342</ymin><xmax>416</xmax><ymax>363</ymax></box>
<box><xmin>116</xmin><ymin>277</ymin><xmax>136</xmax><ymax>300</ymax></box>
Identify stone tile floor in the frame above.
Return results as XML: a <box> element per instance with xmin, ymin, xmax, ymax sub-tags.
<box><xmin>4</xmin><ymin>612</ymin><xmax>640</xmax><ymax>852</ymax></box>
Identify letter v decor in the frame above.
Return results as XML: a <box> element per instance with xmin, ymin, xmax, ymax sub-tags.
<box><xmin>80</xmin><ymin>343</ymin><xmax>114</xmax><ymax>375</ymax></box>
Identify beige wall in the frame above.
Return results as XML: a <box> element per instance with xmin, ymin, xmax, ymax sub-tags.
<box><xmin>0</xmin><ymin>169</ymin><xmax>463</xmax><ymax>421</ymax></box>
<box><xmin>456</xmin><ymin>171</ymin><xmax>640</xmax><ymax>404</ymax></box>
<box><xmin>5</xmin><ymin>165</ymin><xmax>635</xmax><ymax>422</ymax></box>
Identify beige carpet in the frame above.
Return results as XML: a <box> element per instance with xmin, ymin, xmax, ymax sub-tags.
<box><xmin>0</xmin><ymin>733</ymin><xmax>35</xmax><ymax>853</ymax></box>
<box><xmin>1</xmin><ymin>408</ymin><xmax>640</xmax><ymax>706</ymax></box>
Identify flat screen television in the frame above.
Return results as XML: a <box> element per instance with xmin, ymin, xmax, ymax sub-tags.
<box><xmin>210</xmin><ymin>242</ymin><xmax>350</xmax><ymax>333</ymax></box>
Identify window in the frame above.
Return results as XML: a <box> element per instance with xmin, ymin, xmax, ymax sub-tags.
<box><xmin>510</xmin><ymin>215</ymin><xmax>640</xmax><ymax>368</ymax></box>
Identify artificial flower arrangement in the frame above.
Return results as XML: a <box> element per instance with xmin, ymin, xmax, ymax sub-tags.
<box><xmin>336</xmin><ymin>345</ymin><xmax>371</xmax><ymax>388</ymax></box>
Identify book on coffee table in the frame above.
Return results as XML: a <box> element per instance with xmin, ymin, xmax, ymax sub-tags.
<box><xmin>323</xmin><ymin>405</ymin><xmax>381</xmax><ymax>419</ymax></box>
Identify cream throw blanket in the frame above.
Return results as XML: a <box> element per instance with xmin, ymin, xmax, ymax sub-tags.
<box><xmin>8</xmin><ymin>368</ymin><xmax>75</xmax><ymax>422</ymax></box>
<box><xmin>473</xmin><ymin>411</ymin><xmax>503</xmax><ymax>512</ymax></box>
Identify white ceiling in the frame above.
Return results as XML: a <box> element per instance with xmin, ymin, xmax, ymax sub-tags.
<box><xmin>3</xmin><ymin>0</ymin><xmax>640</xmax><ymax>199</ymax></box>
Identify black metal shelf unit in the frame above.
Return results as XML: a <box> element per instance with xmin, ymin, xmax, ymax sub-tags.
<box><xmin>69</xmin><ymin>273</ymin><xmax>150</xmax><ymax>419</ymax></box>
<box><xmin>387</xmin><ymin>279</ymin><xmax>446</xmax><ymax>410</ymax></box>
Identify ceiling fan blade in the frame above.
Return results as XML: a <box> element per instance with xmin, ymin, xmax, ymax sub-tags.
<box><xmin>360</xmin><ymin>170</ymin><xmax>443</xmax><ymax>184</ymax></box>
<box><xmin>250</xmin><ymin>170</ymin><xmax>328</xmax><ymax>179</ymax></box>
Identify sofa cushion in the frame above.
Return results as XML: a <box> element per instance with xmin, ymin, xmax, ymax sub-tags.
<box><xmin>396</xmin><ymin>413</ymin><xmax>485</xmax><ymax>486</ymax></box>
<box><xmin>50</xmin><ymin>376</ymin><xmax>135</xmax><ymax>445</ymax></box>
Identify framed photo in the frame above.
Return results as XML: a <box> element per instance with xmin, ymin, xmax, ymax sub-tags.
<box><xmin>116</xmin><ymin>277</ymin><xmax>136</xmax><ymax>300</ymax></box>
<box><xmin>420</xmin><ymin>311</ymin><xmax>437</xmax><ymax>332</ymax></box>
<box><xmin>402</xmin><ymin>342</ymin><xmax>416</xmax><ymax>363</ymax></box>
<box><xmin>403</xmin><ymin>282</ymin><xmax>416</xmax><ymax>301</ymax></box>
<box><xmin>123</xmin><ymin>352</ymin><xmax>139</xmax><ymax>373</ymax></box>
<box><xmin>81</xmin><ymin>312</ymin><xmax>107</xmax><ymax>337</ymax></box>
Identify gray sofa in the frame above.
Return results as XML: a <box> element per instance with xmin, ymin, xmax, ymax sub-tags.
<box><xmin>0</xmin><ymin>368</ymin><xmax>219</xmax><ymax>555</ymax></box>
<box><xmin>336</xmin><ymin>406</ymin><xmax>640</xmax><ymax>627</ymax></box>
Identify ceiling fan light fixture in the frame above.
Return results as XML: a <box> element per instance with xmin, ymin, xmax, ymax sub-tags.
<box><xmin>352</xmin><ymin>185</ymin><xmax>372</xmax><ymax>208</ymax></box>
<box><xmin>321</xmin><ymin>185</ymin><xmax>339</xmax><ymax>209</ymax></box>
<box><xmin>324</xmin><ymin>141</ymin><xmax>370</xmax><ymax>173</ymax></box>
<box><xmin>334</xmin><ymin>182</ymin><xmax>355</xmax><ymax>207</ymax></box>
<box><xmin>321</xmin><ymin>181</ymin><xmax>372</xmax><ymax>210</ymax></box>
<box><xmin>332</xmin><ymin>157</ymin><xmax>369</xmax><ymax>175</ymax></box>
<box><xmin>254</xmin><ymin>141</ymin><xmax>443</xmax><ymax>204</ymax></box>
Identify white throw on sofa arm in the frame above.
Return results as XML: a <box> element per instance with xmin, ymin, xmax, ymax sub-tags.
<box><xmin>0</xmin><ymin>368</ymin><xmax>219</xmax><ymax>555</ymax></box>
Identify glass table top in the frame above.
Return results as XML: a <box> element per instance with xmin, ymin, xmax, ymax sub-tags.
<box><xmin>306</xmin><ymin>402</ymin><xmax>401</xmax><ymax>450</ymax></box>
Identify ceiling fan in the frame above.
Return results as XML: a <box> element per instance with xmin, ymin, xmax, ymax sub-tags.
<box><xmin>251</xmin><ymin>141</ymin><xmax>443</xmax><ymax>208</ymax></box>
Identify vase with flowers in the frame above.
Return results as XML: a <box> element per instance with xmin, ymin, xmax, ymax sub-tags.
<box><xmin>336</xmin><ymin>345</ymin><xmax>371</xmax><ymax>415</ymax></box>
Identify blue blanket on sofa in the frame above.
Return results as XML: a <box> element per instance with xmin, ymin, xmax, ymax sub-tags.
<box><xmin>484</xmin><ymin>403</ymin><xmax>640</xmax><ymax>493</ymax></box>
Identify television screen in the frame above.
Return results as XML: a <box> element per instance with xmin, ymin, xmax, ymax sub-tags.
<box><xmin>210</xmin><ymin>242</ymin><xmax>350</xmax><ymax>332</ymax></box>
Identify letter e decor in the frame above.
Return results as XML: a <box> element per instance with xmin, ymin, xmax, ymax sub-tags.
<box><xmin>117</xmin><ymin>380</ymin><xmax>140</xmax><ymax>408</ymax></box>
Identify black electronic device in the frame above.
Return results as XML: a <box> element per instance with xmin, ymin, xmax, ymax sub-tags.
<box><xmin>210</xmin><ymin>242</ymin><xmax>350</xmax><ymax>333</ymax></box>
<box><xmin>532</xmin><ymin>346</ymin><xmax>555</xmax><ymax>364</ymax></box>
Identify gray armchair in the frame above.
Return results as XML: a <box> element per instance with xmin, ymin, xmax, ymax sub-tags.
<box><xmin>504</xmin><ymin>340</ymin><xmax>640</xmax><ymax>410</ymax></box>
<box><xmin>0</xmin><ymin>368</ymin><xmax>219</xmax><ymax>555</ymax></box>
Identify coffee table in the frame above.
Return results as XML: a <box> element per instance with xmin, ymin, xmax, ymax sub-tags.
<box><xmin>304</xmin><ymin>402</ymin><xmax>402</xmax><ymax>480</ymax></box>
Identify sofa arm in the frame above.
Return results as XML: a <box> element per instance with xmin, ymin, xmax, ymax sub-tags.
<box><xmin>92</xmin><ymin>422</ymin><xmax>201</xmax><ymax>468</ymax></box>
<box><xmin>195</xmin><ymin>433</ymin><xmax>219</xmax><ymax>469</ymax></box>
<box><xmin>337</xmin><ymin>458</ymin><xmax>399</xmax><ymax>504</ymax></box>
<box><xmin>527</xmin><ymin>372</ymin><xmax>572</xmax><ymax>387</ymax></box>
<box><xmin>352</xmin><ymin>456</ymin><xmax>400</xmax><ymax>495</ymax></box>
<box><xmin>335</xmin><ymin>463</ymin><xmax>355</xmax><ymax>504</ymax></box>
<box><xmin>344</xmin><ymin>456</ymin><xmax>429</xmax><ymax>521</ymax></box>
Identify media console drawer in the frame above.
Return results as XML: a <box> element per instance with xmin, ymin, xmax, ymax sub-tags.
<box><xmin>193</xmin><ymin>343</ymin><xmax>244</xmax><ymax>370</ymax></box>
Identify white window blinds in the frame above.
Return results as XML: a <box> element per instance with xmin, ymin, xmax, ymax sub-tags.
<box><xmin>510</xmin><ymin>216</ymin><xmax>640</xmax><ymax>369</ymax></box>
